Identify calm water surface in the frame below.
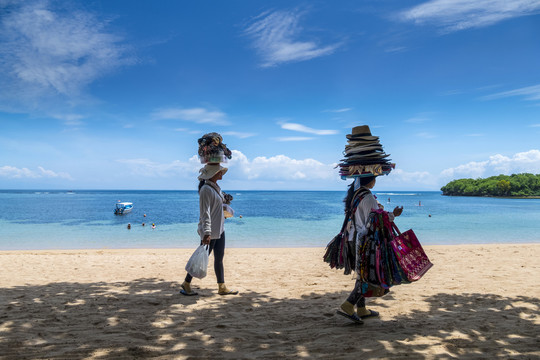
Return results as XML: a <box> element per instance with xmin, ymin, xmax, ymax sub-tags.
<box><xmin>0</xmin><ymin>190</ymin><xmax>539</xmax><ymax>250</ymax></box>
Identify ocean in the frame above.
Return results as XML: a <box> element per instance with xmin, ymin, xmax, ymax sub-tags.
<box><xmin>0</xmin><ymin>190</ymin><xmax>539</xmax><ymax>250</ymax></box>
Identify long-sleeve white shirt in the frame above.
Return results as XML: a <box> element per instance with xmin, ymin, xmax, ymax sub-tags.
<box><xmin>348</xmin><ymin>188</ymin><xmax>394</xmax><ymax>241</ymax></box>
<box><xmin>197</xmin><ymin>182</ymin><xmax>225</xmax><ymax>240</ymax></box>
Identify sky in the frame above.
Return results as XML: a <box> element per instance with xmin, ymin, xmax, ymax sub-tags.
<box><xmin>0</xmin><ymin>0</ymin><xmax>539</xmax><ymax>191</ymax></box>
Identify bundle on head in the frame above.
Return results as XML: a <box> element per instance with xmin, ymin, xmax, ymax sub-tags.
<box><xmin>198</xmin><ymin>132</ymin><xmax>232</xmax><ymax>163</ymax></box>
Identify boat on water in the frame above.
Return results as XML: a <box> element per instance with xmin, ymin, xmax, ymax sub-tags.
<box><xmin>114</xmin><ymin>202</ymin><xmax>133</xmax><ymax>215</ymax></box>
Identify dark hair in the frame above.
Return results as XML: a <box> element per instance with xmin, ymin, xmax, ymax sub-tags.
<box><xmin>343</xmin><ymin>176</ymin><xmax>375</xmax><ymax>213</ymax></box>
<box><xmin>198</xmin><ymin>180</ymin><xmax>205</xmax><ymax>193</ymax></box>
<box><xmin>359</xmin><ymin>175</ymin><xmax>375</xmax><ymax>187</ymax></box>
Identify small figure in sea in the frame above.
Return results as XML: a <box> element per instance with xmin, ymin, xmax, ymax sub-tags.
<box><xmin>127</xmin><ymin>223</ymin><xmax>131</xmax><ymax>230</ymax></box>
<box><xmin>142</xmin><ymin>222</ymin><xmax>145</xmax><ymax>226</ymax></box>
<box><xmin>180</xmin><ymin>163</ymin><xmax>238</xmax><ymax>296</ymax></box>
<box><xmin>429</xmin><ymin>214</ymin><xmax>432</xmax><ymax>218</ymax></box>
<box><xmin>419</xmin><ymin>201</ymin><xmax>422</xmax><ymax>206</ymax></box>
<box><xmin>151</xmin><ymin>223</ymin><xmax>156</xmax><ymax>229</ymax></box>
<box><xmin>144</xmin><ymin>214</ymin><xmax>146</xmax><ymax>217</ymax></box>
<box><xmin>239</xmin><ymin>215</ymin><xmax>243</xmax><ymax>218</ymax></box>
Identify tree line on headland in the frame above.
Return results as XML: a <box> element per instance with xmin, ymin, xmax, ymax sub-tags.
<box><xmin>441</xmin><ymin>173</ymin><xmax>540</xmax><ymax>197</ymax></box>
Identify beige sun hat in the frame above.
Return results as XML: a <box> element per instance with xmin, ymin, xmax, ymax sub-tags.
<box><xmin>198</xmin><ymin>164</ymin><xmax>228</xmax><ymax>180</ymax></box>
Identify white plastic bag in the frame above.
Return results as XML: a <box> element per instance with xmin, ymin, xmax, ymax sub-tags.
<box><xmin>185</xmin><ymin>245</ymin><xmax>209</xmax><ymax>279</ymax></box>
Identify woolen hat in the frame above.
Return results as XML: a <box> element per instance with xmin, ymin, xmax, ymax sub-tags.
<box><xmin>198</xmin><ymin>164</ymin><xmax>228</xmax><ymax>180</ymax></box>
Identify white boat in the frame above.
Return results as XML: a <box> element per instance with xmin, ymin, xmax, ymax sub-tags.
<box><xmin>114</xmin><ymin>202</ymin><xmax>133</xmax><ymax>215</ymax></box>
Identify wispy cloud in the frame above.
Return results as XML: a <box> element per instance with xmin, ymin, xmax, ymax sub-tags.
<box><xmin>151</xmin><ymin>107</ymin><xmax>229</xmax><ymax>125</ymax></box>
<box><xmin>530</xmin><ymin>124</ymin><xmax>540</xmax><ymax>128</ymax></box>
<box><xmin>0</xmin><ymin>0</ymin><xmax>132</xmax><ymax>109</ymax></box>
<box><xmin>406</xmin><ymin>117</ymin><xmax>430</xmax><ymax>124</ymax></box>
<box><xmin>324</xmin><ymin>108</ymin><xmax>352</xmax><ymax>113</ymax></box>
<box><xmin>244</xmin><ymin>9</ymin><xmax>341</xmax><ymax>67</ymax></box>
<box><xmin>399</xmin><ymin>0</ymin><xmax>540</xmax><ymax>33</ymax></box>
<box><xmin>280</xmin><ymin>122</ymin><xmax>338</xmax><ymax>135</ymax></box>
<box><xmin>481</xmin><ymin>84</ymin><xmax>540</xmax><ymax>103</ymax></box>
<box><xmin>416</xmin><ymin>132</ymin><xmax>437</xmax><ymax>139</ymax></box>
<box><xmin>0</xmin><ymin>165</ymin><xmax>72</xmax><ymax>179</ymax></box>
<box><xmin>441</xmin><ymin>149</ymin><xmax>540</xmax><ymax>179</ymax></box>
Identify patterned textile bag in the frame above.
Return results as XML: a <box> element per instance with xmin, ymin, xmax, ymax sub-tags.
<box><xmin>390</xmin><ymin>224</ymin><xmax>433</xmax><ymax>281</ymax></box>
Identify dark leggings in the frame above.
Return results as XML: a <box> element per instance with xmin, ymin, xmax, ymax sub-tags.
<box><xmin>185</xmin><ymin>232</ymin><xmax>225</xmax><ymax>284</ymax></box>
<box><xmin>346</xmin><ymin>280</ymin><xmax>366</xmax><ymax>308</ymax></box>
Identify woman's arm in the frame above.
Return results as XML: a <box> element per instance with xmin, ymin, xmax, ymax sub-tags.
<box><xmin>199</xmin><ymin>186</ymin><xmax>212</xmax><ymax>244</ymax></box>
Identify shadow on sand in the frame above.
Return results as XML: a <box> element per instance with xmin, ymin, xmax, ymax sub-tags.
<box><xmin>1</xmin><ymin>278</ymin><xmax>538</xmax><ymax>359</ymax></box>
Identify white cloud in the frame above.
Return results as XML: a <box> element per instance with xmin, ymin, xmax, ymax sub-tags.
<box><xmin>482</xmin><ymin>84</ymin><xmax>540</xmax><ymax>103</ymax></box>
<box><xmin>399</xmin><ymin>0</ymin><xmax>540</xmax><ymax>32</ymax></box>
<box><xmin>151</xmin><ymin>107</ymin><xmax>229</xmax><ymax>125</ymax></box>
<box><xmin>228</xmin><ymin>150</ymin><xmax>336</xmax><ymax>181</ymax></box>
<box><xmin>117</xmin><ymin>150</ymin><xmax>338</xmax><ymax>183</ymax></box>
<box><xmin>441</xmin><ymin>149</ymin><xmax>540</xmax><ymax>179</ymax></box>
<box><xmin>0</xmin><ymin>165</ymin><xmax>72</xmax><ymax>179</ymax></box>
<box><xmin>0</xmin><ymin>0</ymin><xmax>131</xmax><ymax>105</ymax></box>
<box><xmin>244</xmin><ymin>9</ymin><xmax>341</xmax><ymax>67</ymax></box>
<box><xmin>280</xmin><ymin>122</ymin><xmax>338</xmax><ymax>135</ymax></box>
<box><xmin>380</xmin><ymin>168</ymin><xmax>438</xmax><ymax>187</ymax></box>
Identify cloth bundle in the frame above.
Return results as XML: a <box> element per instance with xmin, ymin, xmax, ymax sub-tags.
<box><xmin>338</xmin><ymin>125</ymin><xmax>395</xmax><ymax>179</ymax></box>
<box><xmin>356</xmin><ymin>210</ymin><xmax>411</xmax><ymax>291</ymax></box>
<box><xmin>198</xmin><ymin>132</ymin><xmax>232</xmax><ymax>164</ymax></box>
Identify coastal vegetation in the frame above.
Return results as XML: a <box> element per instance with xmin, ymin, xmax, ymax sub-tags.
<box><xmin>441</xmin><ymin>173</ymin><xmax>540</xmax><ymax>197</ymax></box>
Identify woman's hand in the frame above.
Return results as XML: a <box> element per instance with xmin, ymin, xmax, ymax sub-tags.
<box><xmin>202</xmin><ymin>234</ymin><xmax>211</xmax><ymax>245</ymax></box>
<box><xmin>393</xmin><ymin>206</ymin><xmax>403</xmax><ymax>217</ymax></box>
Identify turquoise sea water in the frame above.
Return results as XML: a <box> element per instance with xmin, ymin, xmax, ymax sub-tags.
<box><xmin>0</xmin><ymin>190</ymin><xmax>539</xmax><ymax>250</ymax></box>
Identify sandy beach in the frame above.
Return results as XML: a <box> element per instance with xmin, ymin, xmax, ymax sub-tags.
<box><xmin>1</xmin><ymin>244</ymin><xmax>539</xmax><ymax>359</ymax></box>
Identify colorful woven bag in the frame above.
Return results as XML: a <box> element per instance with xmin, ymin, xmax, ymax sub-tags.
<box><xmin>390</xmin><ymin>224</ymin><xmax>433</xmax><ymax>281</ymax></box>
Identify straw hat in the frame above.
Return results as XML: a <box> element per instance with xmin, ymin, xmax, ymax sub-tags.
<box><xmin>198</xmin><ymin>164</ymin><xmax>228</xmax><ymax>180</ymax></box>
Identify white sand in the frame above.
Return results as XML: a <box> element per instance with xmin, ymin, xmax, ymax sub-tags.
<box><xmin>1</xmin><ymin>244</ymin><xmax>539</xmax><ymax>359</ymax></box>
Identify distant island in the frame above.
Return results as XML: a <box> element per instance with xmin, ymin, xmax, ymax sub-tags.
<box><xmin>441</xmin><ymin>173</ymin><xmax>540</xmax><ymax>197</ymax></box>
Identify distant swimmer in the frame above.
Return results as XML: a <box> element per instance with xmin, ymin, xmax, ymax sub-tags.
<box><xmin>127</xmin><ymin>223</ymin><xmax>131</xmax><ymax>230</ymax></box>
<box><xmin>152</xmin><ymin>223</ymin><xmax>156</xmax><ymax>229</ymax></box>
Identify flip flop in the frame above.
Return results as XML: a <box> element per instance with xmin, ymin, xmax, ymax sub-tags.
<box><xmin>360</xmin><ymin>310</ymin><xmax>379</xmax><ymax>319</ymax></box>
<box><xmin>336</xmin><ymin>310</ymin><xmax>364</xmax><ymax>324</ymax></box>
<box><xmin>179</xmin><ymin>284</ymin><xmax>198</xmax><ymax>296</ymax></box>
<box><xmin>218</xmin><ymin>290</ymin><xmax>239</xmax><ymax>296</ymax></box>
<box><xmin>179</xmin><ymin>289</ymin><xmax>198</xmax><ymax>296</ymax></box>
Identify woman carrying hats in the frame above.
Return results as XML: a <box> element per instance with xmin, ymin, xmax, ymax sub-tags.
<box><xmin>336</xmin><ymin>175</ymin><xmax>403</xmax><ymax>323</ymax></box>
<box><xmin>325</xmin><ymin>125</ymin><xmax>403</xmax><ymax>324</ymax></box>
<box><xmin>180</xmin><ymin>163</ymin><xmax>238</xmax><ymax>296</ymax></box>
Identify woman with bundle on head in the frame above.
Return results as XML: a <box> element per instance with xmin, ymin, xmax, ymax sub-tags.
<box><xmin>324</xmin><ymin>125</ymin><xmax>407</xmax><ymax>324</ymax></box>
<box><xmin>336</xmin><ymin>175</ymin><xmax>403</xmax><ymax>323</ymax></box>
<box><xmin>180</xmin><ymin>163</ymin><xmax>238</xmax><ymax>296</ymax></box>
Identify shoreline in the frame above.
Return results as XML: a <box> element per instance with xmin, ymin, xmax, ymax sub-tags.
<box><xmin>1</xmin><ymin>241</ymin><xmax>540</xmax><ymax>253</ymax></box>
<box><xmin>1</xmin><ymin>244</ymin><xmax>539</xmax><ymax>359</ymax></box>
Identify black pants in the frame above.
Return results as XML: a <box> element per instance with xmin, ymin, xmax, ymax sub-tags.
<box><xmin>185</xmin><ymin>232</ymin><xmax>225</xmax><ymax>284</ymax></box>
<box><xmin>346</xmin><ymin>280</ymin><xmax>366</xmax><ymax>308</ymax></box>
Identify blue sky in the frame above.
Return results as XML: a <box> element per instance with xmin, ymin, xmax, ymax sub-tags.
<box><xmin>0</xmin><ymin>0</ymin><xmax>539</xmax><ymax>190</ymax></box>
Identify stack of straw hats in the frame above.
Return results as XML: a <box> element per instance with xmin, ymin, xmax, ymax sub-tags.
<box><xmin>197</xmin><ymin>132</ymin><xmax>232</xmax><ymax>164</ymax></box>
<box><xmin>338</xmin><ymin>125</ymin><xmax>395</xmax><ymax>179</ymax></box>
